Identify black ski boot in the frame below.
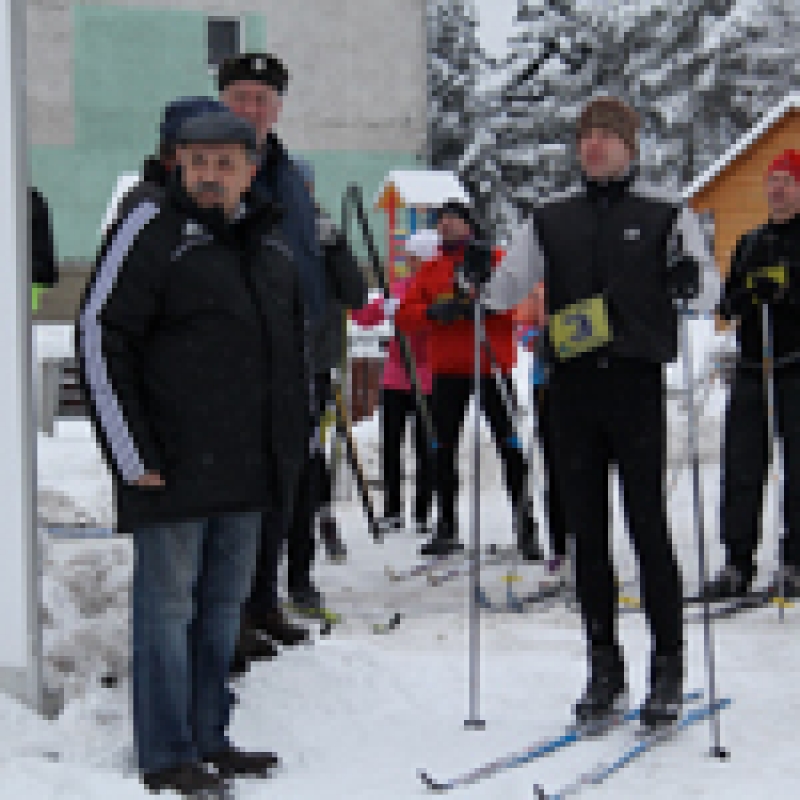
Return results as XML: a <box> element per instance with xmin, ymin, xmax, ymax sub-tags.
<box><xmin>243</xmin><ymin>609</ymin><xmax>309</xmax><ymax>647</ymax></box>
<box><xmin>700</xmin><ymin>563</ymin><xmax>753</xmax><ymax>601</ymax></box>
<box><xmin>288</xmin><ymin>583</ymin><xmax>325</xmax><ymax>615</ymax></box>
<box><xmin>640</xmin><ymin>651</ymin><xmax>684</xmax><ymax>731</ymax></box>
<box><xmin>319</xmin><ymin>515</ymin><xmax>347</xmax><ymax>562</ymax></box>
<box><xmin>573</xmin><ymin>645</ymin><xmax>628</xmax><ymax>731</ymax></box>
<box><xmin>230</xmin><ymin>628</ymin><xmax>278</xmax><ymax>676</ymax></box>
<box><xmin>419</xmin><ymin>519</ymin><xmax>464</xmax><ymax>558</ymax></box>
<box><xmin>204</xmin><ymin>744</ymin><xmax>280</xmax><ymax>778</ymax></box>
<box><xmin>516</xmin><ymin>508</ymin><xmax>544</xmax><ymax>562</ymax></box>
<box><xmin>142</xmin><ymin>762</ymin><xmax>224</xmax><ymax>797</ymax></box>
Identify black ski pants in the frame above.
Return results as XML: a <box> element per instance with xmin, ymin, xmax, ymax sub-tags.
<box><xmin>549</xmin><ymin>357</ymin><xmax>683</xmax><ymax>659</ymax></box>
<box><xmin>431</xmin><ymin>373</ymin><xmax>527</xmax><ymax>532</ymax></box>
<box><xmin>721</xmin><ymin>366</ymin><xmax>800</xmax><ymax>577</ymax></box>
<box><xmin>380</xmin><ymin>387</ymin><xmax>434</xmax><ymax>521</ymax></box>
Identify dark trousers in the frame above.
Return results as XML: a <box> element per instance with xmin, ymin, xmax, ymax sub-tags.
<box><xmin>549</xmin><ymin>358</ymin><xmax>682</xmax><ymax>658</ymax></box>
<box><xmin>381</xmin><ymin>387</ymin><xmax>434</xmax><ymax>520</ymax></box>
<box><xmin>246</xmin><ymin>373</ymin><xmax>331</xmax><ymax>612</ymax></box>
<box><xmin>721</xmin><ymin>366</ymin><xmax>800</xmax><ymax>575</ymax></box>
<box><xmin>286</xmin><ymin>372</ymin><xmax>333</xmax><ymax>594</ymax></box>
<box><xmin>533</xmin><ymin>384</ymin><xmax>568</xmax><ymax>559</ymax></box>
<box><xmin>431</xmin><ymin>373</ymin><xmax>527</xmax><ymax>530</ymax></box>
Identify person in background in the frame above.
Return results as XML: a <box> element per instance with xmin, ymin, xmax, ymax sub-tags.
<box><xmin>283</xmin><ymin>159</ymin><xmax>369</xmax><ymax>617</ymax></box>
<box><xmin>395</xmin><ymin>201</ymin><xmax>542</xmax><ymax>561</ymax></box>
<box><xmin>351</xmin><ymin>228</ymin><xmax>439</xmax><ymax>535</ymax></box>
<box><xmin>707</xmin><ymin>149</ymin><xmax>800</xmax><ymax>601</ymax></box>
<box><xmin>219</xmin><ymin>52</ymin><xmax>328</xmax><ymax>650</ymax></box>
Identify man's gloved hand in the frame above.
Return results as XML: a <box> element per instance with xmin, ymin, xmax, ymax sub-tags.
<box><xmin>461</xmin><ymin>240</ymin><xmax>493</xmax><ymax>287</ymax></box>
<box><xmin>426</xmin><ymin>297</ymin><xmax>474</xmax><ymax>324</ymax></box>
<box><xmin>749</xmin><ymin>272</ymin><xmax>788</xmax><ymax>304</ymax></box>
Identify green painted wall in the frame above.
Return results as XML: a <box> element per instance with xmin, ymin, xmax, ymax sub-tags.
<box><xmin>29</xmin><ymin>4</ymin><xmax>421</xmax><ymax>265</ymax></box>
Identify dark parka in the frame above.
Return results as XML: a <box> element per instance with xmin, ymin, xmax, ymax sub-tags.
<box><xmin>253</xmin><ymin>134</ymin><xmax>327</xmax><ymax>323</ymax></box>
<box><xmin>77</xmin><ymin>178</ymin><xmax>310</xmax><ymax>532</ymax></box>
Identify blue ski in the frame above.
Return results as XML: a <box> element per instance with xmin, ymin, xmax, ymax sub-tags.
<box><xmin>418</xmin><ymin>690</ymin><xmax>703</xmax><ymax>792</ymax></box>
<box><xmin>533</xmin><ymin>696</ymin><xmax>732</xmax><ymax>800</ymax></box>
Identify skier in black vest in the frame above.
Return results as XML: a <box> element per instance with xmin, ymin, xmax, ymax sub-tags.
<box><xmin>482</xmin><ymin>97</ymin><xmax>714</xmax><ymax>730</ymax></box>
<box><xmin>704</xmin><ymin>149</ymin><xmax>800</xmax><ymax>601</ymax></box>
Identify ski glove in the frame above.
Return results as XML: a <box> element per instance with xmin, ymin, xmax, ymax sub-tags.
<box><xmin>426</xmin><ymin>297</ymin><xmax>474</xmax><ymax>324</ymax></box>
<box><xmin>750</xmin><ymin>273</ymin><xmax>788</xmax><ymax>304</ymax></box>
<box><xmin>666</xmin><ymin>234</ymin><xmax>700</xmax><ymax>303</ymax></box>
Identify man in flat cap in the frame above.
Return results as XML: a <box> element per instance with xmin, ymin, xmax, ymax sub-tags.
<box><xmin>78</xmin><ymin>110</ymin><xmax>310</xmax><ymax>795</ymax></box>
<box><xmin>481</xmin><ymin>96</ymin><xmax>715</xmax><ymax>732</ymax></box>
<box><xmin>218</xmin><ymin>52</ymin><xmax>328</xmax><ymax>652</ymax></box>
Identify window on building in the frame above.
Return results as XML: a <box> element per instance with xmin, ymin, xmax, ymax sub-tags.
<box><xmin>207</xmin><ymin>17</ymin><xmax>241</xmax><ymax>70</ymax></box>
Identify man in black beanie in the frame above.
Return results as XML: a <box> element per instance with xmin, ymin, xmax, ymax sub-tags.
<box><xmin>218</xmin><ymin>53</ymin><xmax>327</xmax><ymax>655</ymax></box>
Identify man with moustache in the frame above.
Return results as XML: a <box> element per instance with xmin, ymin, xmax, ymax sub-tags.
<box><xmin>78</xmin><ymin>111</ymin><xmax>309</xmax><ymax>795</ymax></box>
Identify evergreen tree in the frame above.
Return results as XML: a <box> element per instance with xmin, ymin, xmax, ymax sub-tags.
<box><xmin>428</xmin><ymin>1</ymin><xmax>488</xmax><ymax>171</ymax></box>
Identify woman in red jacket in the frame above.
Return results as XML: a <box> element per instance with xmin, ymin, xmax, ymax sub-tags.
<box><xmin>395</xmin><ymin>201</ymin><xmax>542</xmax><ymax>559</ymax></box>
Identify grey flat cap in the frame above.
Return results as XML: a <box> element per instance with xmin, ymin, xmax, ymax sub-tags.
<box><xmin>176</xmin><ymin>111</ymin><xmax>258</xmax><ymax>154</ymax></box>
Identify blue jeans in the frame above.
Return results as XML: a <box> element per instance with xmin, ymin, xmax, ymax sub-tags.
<box><xmin>132</xmin><ymin>512</ymin><xmax>261</xmax><ymax>774</ymax></box>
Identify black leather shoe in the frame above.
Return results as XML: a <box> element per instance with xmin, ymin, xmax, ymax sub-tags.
<box><xmin>204</xmin><ymin>745</ymin><xmax>280</xmax><ymax>778</ymax></box>
<box><xmin>244</xmin><ymin>609</ymin><xmax>309</xmax><ymax>647</ymax></box>
<box><xmin>142</xmin><ymin>762</ymin><xmax>224</xmax><ymax>796</ymax></box>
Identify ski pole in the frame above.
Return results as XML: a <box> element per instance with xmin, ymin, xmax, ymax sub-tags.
<box><xmin>679</xmin><ymin>303</ymin><xmax>727</xmax><ymax>760</ymax></box>
<box><xmin>465</xmin><ymin>298</ymin><xmax>485</xmax><ymax>731</ymax></box>
<box><xmin>340</xmin><ymin>184</ymin><xmax>438</xmax><ymax>451</ymax></box>
<box><xmin>760</xmin><ymin>303</ymin><xmax>785</xmax><ymax>622</ymax></box>
<box><xmin>475</xmin><ymin>320</ymin><xmax>541</xmax><ymax>562</ymax></box>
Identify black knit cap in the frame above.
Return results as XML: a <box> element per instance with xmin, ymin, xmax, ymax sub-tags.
<box><xmin>436</xmin><ymin>199</ymin><xmax>479</xmax><ymax>234</ymax></box>
<box><xmin>217</xmin><ymin>53</ymin><xmax>289</xmax><ymax>95</ymax></box>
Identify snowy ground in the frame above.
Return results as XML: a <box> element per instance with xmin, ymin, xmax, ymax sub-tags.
<box><xmin>5</xmin><ymin>320</ymin><xmax>798</xmax><ymax>798</ymax></box>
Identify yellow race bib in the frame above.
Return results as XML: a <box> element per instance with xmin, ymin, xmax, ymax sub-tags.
<box><xmin>549</xmin><ymin>295</ymin><xmax>613</xmax><ymax>361</ymax></box>
<box><xmin>746</xmin><ymin>264</ymin><xmax>789</xmax><ymax>305</ymax></box>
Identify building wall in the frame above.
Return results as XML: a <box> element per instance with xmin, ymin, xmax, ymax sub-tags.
<box><xmin>690</xmin><ymin>111</ymin><xmax>800</xmax><ymax>276</ymax></box>
<box><xmin>26</xmin><ymin>0</ymin><xmax>426</xmax><ymax>287</ymax></box>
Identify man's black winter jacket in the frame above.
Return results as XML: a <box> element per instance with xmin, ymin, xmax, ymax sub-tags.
<box><xmin>77</xmin><ymin>180</ymin><xmax>310</xmax><ymax>532</ymax></box>
<box><xmin>718</xmin><ymin>215</ymin><xmax>800</xmax><ymax>366</ymax></box>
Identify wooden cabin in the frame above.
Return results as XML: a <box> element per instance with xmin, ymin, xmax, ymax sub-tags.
<box><xmin>684</xmin><ymin>93</ymin><xmax>800</xmax><ymax>277</ymax></box>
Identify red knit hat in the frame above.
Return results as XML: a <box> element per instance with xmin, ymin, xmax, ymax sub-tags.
<box><xmin>766</xmin><ymin>150</ymin><xmax>800</xmax><ymax>182</ymax></box>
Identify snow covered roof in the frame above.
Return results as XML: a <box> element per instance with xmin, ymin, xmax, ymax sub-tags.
<box><xmin>374</xmin><ymin>170</ymin><xmax>470</xmax><ymax>210</ymax></box>
<box><xmin>683</xmin><ymin>93</ymin><xmax>800</xmax><ymax>202</ymax></box>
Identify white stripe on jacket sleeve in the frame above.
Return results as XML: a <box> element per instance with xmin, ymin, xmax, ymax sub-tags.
<box><xmin>79</xmin><ymin>200</ymin><xmax>160</xmax><ymax>483</ymax></box>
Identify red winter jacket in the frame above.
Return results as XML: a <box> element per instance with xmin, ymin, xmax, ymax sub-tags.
<box><xmin>394</xmin><ymin>245</ymin><xmax>515</xmax><ymax>376</ymax></box>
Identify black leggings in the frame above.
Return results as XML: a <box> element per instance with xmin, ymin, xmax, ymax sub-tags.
<box><xmin>549</xmin><ymin>358</ymin><xmax>682</xmax><ymax>658</ymax></box>
<box><xmin>431</xmin><ymin>373</ymin><xmax>527</xmax><ymax>529</ymax></box>
<box><xmin>380</xmin><ymin>387</ymin><xmax>434</xmax><ymax>520</ymax></box>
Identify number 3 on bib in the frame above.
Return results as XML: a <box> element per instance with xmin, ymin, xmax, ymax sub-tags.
<box><xmin>549</xmin><ymin>295</ymin><xmax>613</xmax><ymax>360</ymax></box>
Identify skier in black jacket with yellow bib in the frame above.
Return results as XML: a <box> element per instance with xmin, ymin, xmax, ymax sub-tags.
<box><xmin>706</xmin><ymin>149</ymin><xmax>800</xmax><ymax>601</ymax></box>
<box><xmin>483</xmin><ymin>97</ymin><xmax>714</xmax><ymax>731</ymax></box>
